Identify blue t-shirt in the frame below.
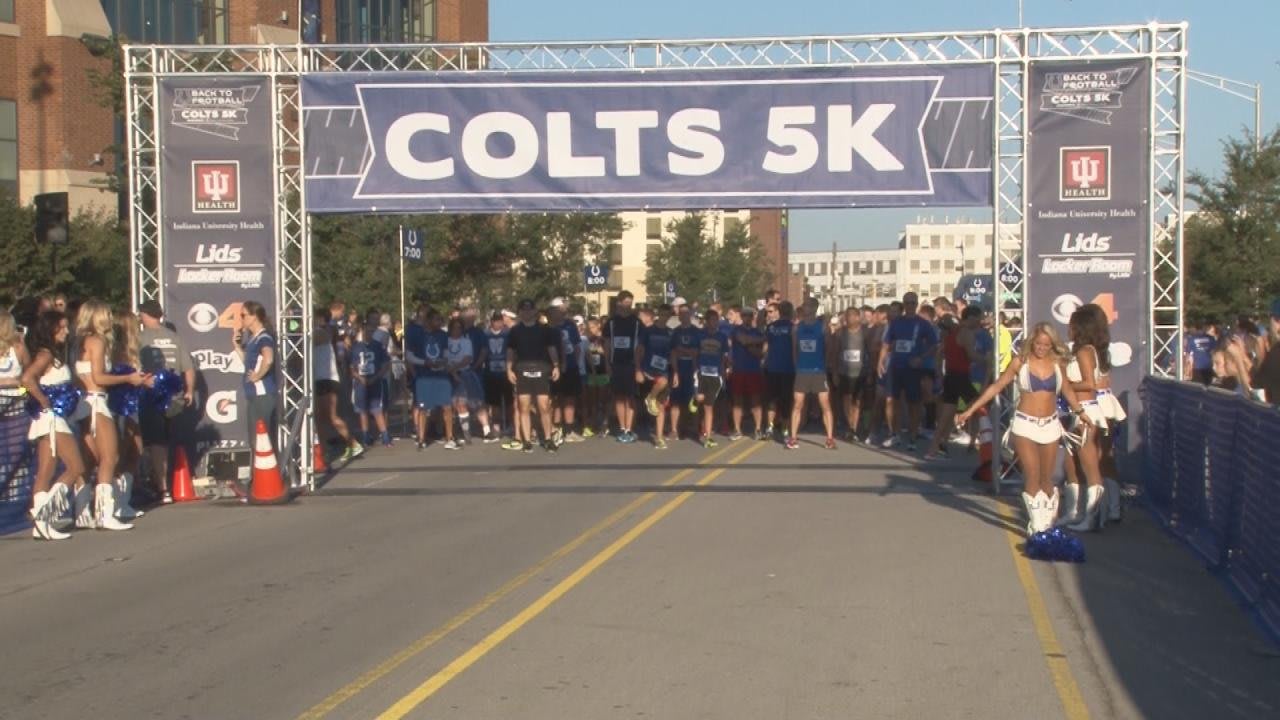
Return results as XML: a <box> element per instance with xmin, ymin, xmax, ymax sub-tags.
<box><xmin>352</xmin><ymin>340</ymin><xmax>389</xmax><ymax>378</ymax></box>
<box><xmin>557</xmin><ymin>321</ymin><xmax>582</xmax><ymax>374</ymax></box>
<box><xmin>484</xmin><ymin>329</ymin><xmax>509</xmax><ymax>374</ymax></box>
<box><xmin>1184</xmin><ymin>333</ymin><xmax>1215</xmax><ymax>371</ymax></box>
<box><xmin>404</xmin><ymin>322</ymin><xmax>425</xmax><ymax>373</ymax></box>
<box><xmin>883</xmin><ymin>316</ymin><xmax>938</xmax><ymax>370</ymax></box>
<box><xmin>641</xmin><ymin>325</ymin><xmax>672</xmax><ymax>375</ymax></box>
<box><xmin>468</xmin><ymin>326</ymin><xmax>486</xmax><ymax>368</ymax></box>
<box><xmin>794</xmin><ymin>320</ymin><xmax>826</xmax><ymax>374</ymax></box>
<box><xmin>243</xmin><ymin>330</ymin><xmax>277</xmax><ymax>397</ymax></box>
<box><xmin>731</xmin><ymin>327</ymin><xmax>764</xmax><ymax>373</ymax></box>
<box><xmin>971</xmin><ymin>328</ymin><xmax>994</xmax><ymax>384</ymax></box>
<box><xmin>671</xmin><ymin>325</ymin><xmax>701</xmax><ymax>377</ymax></box>
<box><xmin>765</xmin><ymin>319</ymin><xmax>795</xmax><ymax>373</ymax></box>
<box><xmin>697</xmin><ymin>329</ymin><xmax>729</xmax><ymax>377</ymax></box>
<box><xmin>417</xmin><ymin>328</ymin><xmax>449</xmax><ymax>378</ymax></box>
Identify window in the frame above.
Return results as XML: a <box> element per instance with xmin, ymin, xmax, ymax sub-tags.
<box><xmin>910</xmin><ymin>260</ymin><xmax>920</xmax><ymax>273</ymax></box>
<box><xmin>964</xmin><ymin>260</ymin><xmax>976</xmax><ymax>273</ymax></box>
<box><xmin>102</xmin><ymin>1</ymin><xmax>229</xmax><ymax>44</ymax></box>
<box><xmin>931</xmin><ymin>234</ymin><xmax>942</xmax><ymax>249</ymax></box>
<box><xmin>646</xmin><ymin>217</ymin><xmax>662</xmax><ymax>240</ymax></box>
<box><xmin>607</xmin><ymin>243</ymin><xmax>623</xmax><ymax>266</ymax></box>
<box><xmin>0</xmin><ymin>100</ymin><xmax>15</xmax><ymax>199</ymax></box>
<box><xmin>817</xmin><ymin>262</ymin><xmax>828</xmax><ymax>276</ymax></box>
<box><xmin>336</xmin><ymin>0</ymin><xmax>436</xmax><ymax>43</ymax></box>
<box><xmin>930</xmin><ymin>260</ymin><xmax>941</xmax><ymax>272</ymax></box>
<box><xmin>965</xmin><ymin>234</ymin><xmax>976</xmax><ymax>248</ymax></box>
<box><xmin>645</xmin><ymin>243</ymin><xmax>661</xmax><ymax>264</ymax></box>
<box><xmin>0</xmin><ymin>0</ymin><xmax>12</xmax><ymax>23</ymax></box>
<box><xmin>840</xmin><ymin>262</ymin><xmax>849</xmax><ymax>275</ymax></box>
<box><xmin>908</xmin><ymin>235</ymin><xmax>920</xmax><ymax>249</ymax></box>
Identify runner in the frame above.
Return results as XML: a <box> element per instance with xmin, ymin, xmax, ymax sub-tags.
<box><xmin>763</xmin><ymin>301</ymin><xmax>796</xmax><ymax>441</ymax></box>
<box><xmin>925</xmin><ymin>307</ymin><xmax>982</xmax><ymax>460</ymax></box>
<box><xmin>478</xmin><ymin>312</ymin><xmax>512</xmax><ymax>446</ymax></box>
<box><xmin>879</xmin><ymin>292</ymin><xmax>938</xmax><ymax>452</ymax></box>
<box><xmin>548</xmin><ymin>299</ymin><xmax>585</xmax><ymax>443</ymax></box>
<box><xmin>836</xmin><ymin>307</ymin><xmax>868</xmax><ymax>443</ymax></box>
<box><xmin>1182</xmin><ymin>320</ymin><xmax>1216</xmax><ymax>386</ymax></box>
<box><xmin>445</xmin><ymin>317</ymin><xmax>484</xmax><ymax>448</ymax></box>
<box><xmin>637</xmin><ymin>305</ymin><xmax>674</xmax><ymax>448</ymax></box>
<box><xmin>506</xmin><ymin>299</ymin><xmax>561</xmax><ymax>453</ymax></box>
<box><xmin>694</xmin><ymin>309</ymin><xmax>730</xmax><ymax>448</ymax></box>
<box><xmin>350</xmin><ymin>321</ymin><xmax>391</xmax><ymax>449</ymax></box>
<box><xmin>728</xmin><ymin>307</ymin><xmax>765</xmax><ymax>440</ymax></box>
<box><xmin>583</xmin><ymin>318</ymin><xmax>609</xmax><ymax>438</ymax></box>
<box><xmin>789</xmin><ymin>300</ymin><xmax>835</xmax><ymax>450</ymax></box>
<box><xmin>314</xmin><ymin>309</ymin><xmax>363</xmax><ymax>459</ymax></box>
<box><xmin>603</xmin><ymin>291</ymin><xmax>641</xmax><ymax>442</ymax></box>
<box><xmin>406</xmin><ymin>308</ymin><xmax>452</xmax><ymax>451</ymax></box>
<box><xmin>669</xmin><ymin>303</ymin><xmax>702</xmax><ymax>442</ymax></box>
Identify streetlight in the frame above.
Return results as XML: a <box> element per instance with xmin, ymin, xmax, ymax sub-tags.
<box><xmin>1187</xmin><ymin>69</ymin><xmax>1263</xmax><ymax>152</ymax></box>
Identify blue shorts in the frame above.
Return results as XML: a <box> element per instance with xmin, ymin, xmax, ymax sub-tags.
<box><xmin>414</xmin><ymin>376</ymin><xmax>452</xmax><ymax>410</ymax></box>
<box><xmin>352</xmin><ymin>378</ymin><xmax>385</xmax><ymax>414</ymax></box>
<box><xmin>886</xmin><ymin>366</ymin><xmax>924</xmax><ymax>403</ymax></box>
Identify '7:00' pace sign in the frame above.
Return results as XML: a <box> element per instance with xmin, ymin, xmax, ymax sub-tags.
<box><xmin>300</xmin><ymin>66</ymin><xmax>993</xmax><ymax>213</ymax></box>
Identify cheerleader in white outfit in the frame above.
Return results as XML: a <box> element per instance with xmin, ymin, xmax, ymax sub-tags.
<box><xmin>112</xmin><ymin>309</ymin><xmax>145</xmax><ymax>521</ymax></box>
<box><xmin>1058</xmin><ymin>306</ymin><xmax>1111</xmax><ymax>531</ymax></box>
<box><xmin>74</xmin><ymin>300</ymin><xmax>149</xmax><ymax>532</ymax></box>
<box><xmin>958</xmin><ymin>322</ymin><xmax>1094</xmax><ymax>536</ymax></box>
<box><xmin>1084</xmin><ymin>303</ymin><xmax>1126</xmax><ymax>523</ymax></box>
<box><xmin>20</xmin><ymin>311</ymin><xmax>86</xmax><ymax>540</ymax></box>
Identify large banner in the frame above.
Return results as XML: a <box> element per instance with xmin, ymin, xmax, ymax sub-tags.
<box><xmin>1026</xmin><ymin>60</ymin><xmax>1150</xmax><ymax>434</ymax></box>
<box><xmin>159</xmin><ymin>77</ymin><xmax>277</xmax><ymax>455</ymax></box>
<box><xmin>301</xmin><ymin>66</ymin><xmax>994</xmax><ymax>213</ymax></box>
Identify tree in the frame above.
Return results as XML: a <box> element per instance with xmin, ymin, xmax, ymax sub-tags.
<box><xmin>1185</xmin><ymin>130</ymin><xmax>1280</xmax><ymax>322</ymax></box>
<box><xmin>644</xmin><ymin>212</ymin><xmax>774</xmax><ymax>306</ymax></box>
<box><xmin>0</xmin><ymin>193</ymin><xmax>130</xmax><ymax>307</ymax></box>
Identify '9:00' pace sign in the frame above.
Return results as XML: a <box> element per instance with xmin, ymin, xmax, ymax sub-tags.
<box><xmin>300</xmin><ymin>66</ymin><xmax>993</xmax><ymax>213</ymax></box>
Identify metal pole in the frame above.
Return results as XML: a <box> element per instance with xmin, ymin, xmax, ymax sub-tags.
<box><xmin>399</xmin><ymin>225</ymin><xmax>406</xmax><ymax>337</ymax></box>
<box><xmin>1255</xmin><ymin>83</ymin><xmax>1262</xmax><ymax>152</ymax></box>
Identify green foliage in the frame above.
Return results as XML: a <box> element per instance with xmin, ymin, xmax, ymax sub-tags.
<box><xmin>1185</xmin><ymin>130</ymin><xmax>1280</xmax><ymax>322</ymax></box>
<box><xmin>0</xmin><ymin>193</ymin><xmax>130</xmax><ymax>308</ymax></box>
<box><xmin>643</xmin><ymin>212</ymin><xmax>774</xmax><ymax>307</ymax></box>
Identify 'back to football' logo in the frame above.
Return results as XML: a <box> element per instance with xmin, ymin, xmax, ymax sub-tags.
<box><xmin>193</xmin><ymin>161</ymin><xmax>240</xmax><ymax>213</ymax></box>
<box><xmin>1060</xmin><ymin>147</ymin><xmax>1110</xmax><ymax>202</ymax></box>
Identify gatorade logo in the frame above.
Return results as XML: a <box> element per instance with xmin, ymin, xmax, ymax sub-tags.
<box><xmin>207</xmin><ymin>390</ymin><xmax>238</xmax><ymax>424</ymax></box>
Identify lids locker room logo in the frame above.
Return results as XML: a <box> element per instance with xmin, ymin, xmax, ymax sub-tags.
<box><xmin>192</xmin><ymin>161</ymin><xmax>241</xmax><ymax>213</ymax></box>
<box><xmin>1060</xmin><ymin>147</ymin><xmax>1110</xmax><ymax>202</ymax></box>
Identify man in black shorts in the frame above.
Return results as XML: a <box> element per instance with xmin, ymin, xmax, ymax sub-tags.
<box><xmin>603</xmin><ymin>290</ymin><xmax>641</xmax><ymax>443</ymax></box>
<box><xmin>548</xmin><ymin>299</ymin><xmax>584</xmax><ymax>443</ymax></box>
<box><xmin>505</xmin><ymin>299</ymin><xmax>561</xmax><ymax>453</ymax></box>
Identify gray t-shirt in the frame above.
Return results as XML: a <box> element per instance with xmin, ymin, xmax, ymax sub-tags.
<box><xmin>139</xmin><ymin>325</ymin><xmax>194</xmax><ymax>375</ymax></box>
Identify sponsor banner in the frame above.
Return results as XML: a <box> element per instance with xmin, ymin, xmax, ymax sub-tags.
<box><xmin>1026</xmin><ymin>59</ymin><xmax>1150</xmax><ymax>442</ymax></box>
<box><xmin>301</xmin><ymin>66</ymin><xmax>994</xmax><ymax>213</ymax></box>
<box><xmin>160</xmin><ymin>77</ymin><xmax>277</xmax><ymax>455</ymax></box>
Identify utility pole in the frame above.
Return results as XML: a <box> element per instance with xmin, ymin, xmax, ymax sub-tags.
<box><xmin>829</xmin><ymin>241</ymin><xmax>837</xmax><ymax>313</ymax></box>
<box><xmin>1188</xmin><ymin>69</ymin><xmax>1263</xmax><ymax>152</ymax></box>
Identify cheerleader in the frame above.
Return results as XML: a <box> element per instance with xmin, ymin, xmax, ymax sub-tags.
<box><xmin>1054</xmin><ymin>308</ymin><xmax>1111</xmax><ymax>531</ymax></box>
<box><xmin>74</xmin><ymin>300</ymin><xmax>149</xmax><ymax>531</ymax></box>
<box><xmin>20</xmin><ymin>311</ymin><xmax>85</xmax><ymax>540</ymax></box>
<box><xmin>1085</xmin><ymin>303</ymin><xmax>1127</xmax><ymax>523</ymax></box>
<box><xmin>112</xmin><ymin>309</ymin><xmax>145</xmax><ymax>520</ymax></box>
<box><xmin>957</xmin><ymin>323</ymin><xmax>1094</xmax><ymax>536</ymax></box>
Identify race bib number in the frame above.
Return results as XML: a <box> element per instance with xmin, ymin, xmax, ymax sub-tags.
<box><xmin>521</xmin><ymin>370</ymin><xmax>543</xmax><ymax>379</ymax></box>
<box><xmin>649</xmin><ymin>356</ymin><xmax>669</xmax><ymax>371</ymax></box>
<box><xmin>894</xmin><ymin>340</ymin><xmax>915</xmax><ymax>354</ymax></box>
<box><xmin>799</xmin><ymin>339</ymin><xmax>818</xmax><ymax>353</ymax></box>
<box><xmin>612</xmin><ymin>337</ymin><xmax>631</xmax><ymax>350</ymax></box>
<box><xmin>700</xmin><ymin>365</ymin><xmax>720</xmax><ymax>377</ymax></box>
<box><xmin>489</xmin><ymin>359</ymin><xmax>506</xmax><ymax>373</ymax></box>
<box><xmin>843</xmin><ymin>349</ymin><xmax>862</xmax><ymax>363</ymax></box>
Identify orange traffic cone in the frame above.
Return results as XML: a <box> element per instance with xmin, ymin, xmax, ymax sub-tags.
<box><xmin>249</xmin><ymin>419</ymin><xmax>289</xmax><ymax>505</ymax></box>
<box><xmin>171</xmin><ymin>446</ymin><xmax>201</xmax><ymax>502</ymax></box>
<box><xmin>973</xmin><ymin>411</ymin><xmax>993</xmax><ymax>483</ymax></box>
<box><xmin>313</xmin><ymin>436</ymin><xmax>328</xmax><ymax>474</ymax></box>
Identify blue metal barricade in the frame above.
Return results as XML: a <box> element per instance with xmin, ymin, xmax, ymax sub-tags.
<box><xmin>0</xmin><ymin>397</ymin><xmax>34</xmax><ymax>533</ymax></box>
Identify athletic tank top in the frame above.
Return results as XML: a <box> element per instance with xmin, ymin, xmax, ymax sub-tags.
<box><xmin>943</xmin><ymin>332</ymin><xmax>970</xmax><ymax>376</ymax></box>
<box><xmin>313</xmin><ymin>338</ymin><xmax>339</xmax><ymax>381</ymax></box>
<box><xmin>840</xmin><ymin>328</ymin><xmax>864</xmax><ymax>378</ymax></box>
<box><xmin>795</xmin><ymin>320</ymin><xmax>826</xmax><ymax>374</ymax></box>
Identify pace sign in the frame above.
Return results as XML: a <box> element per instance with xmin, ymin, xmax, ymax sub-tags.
<box><xmin>584</xmin><ymin>264</ymin><xmax>609</xmax><ymax>289</ymax></box>
<box><xmin>301</xmin><ymin>66</ymin><xmax>994</xmax><ymax>213</ymax></box>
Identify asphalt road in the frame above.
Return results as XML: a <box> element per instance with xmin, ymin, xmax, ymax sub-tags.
<box><xmin>0</xmin><ymin>433</ymin><xmax>1276</xmax><ymax>720</ymax></box>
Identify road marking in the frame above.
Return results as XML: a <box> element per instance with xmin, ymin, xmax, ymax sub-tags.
<box><xmin>997</xmin><ymin>500</ymin><xmax>1091</xmax><ymax>720</ymax></box>
<box><xmin>296</xmin><ymin>441</ymin><xmax>744</xmax><ymax>720</ymax></box>
<box><xmin>361</xmin><ymin>472</ymin><xmax>401</xmax><ymax>489</ymax></box>
<box><xmin>374</xmin><ymin>442</ymin><xmax>766</xmax><ymax>720</ymax></box>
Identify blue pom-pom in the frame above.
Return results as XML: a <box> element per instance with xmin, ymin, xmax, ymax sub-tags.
<box><xmin>108</xmin><ymin>364</ymin><xmax>143</xmax><ymax>417</ymax></box>
<box><xmin>1025</xmin><ymin>527</ymin><xmax>1086</xmax><ymax>563</ymax></box>
<box><xmin>143</xmin><ymin>368</ymin><xmax>185</xmax><ymax>413</ymax></box>
<box><xmin>26</xmin><ymin>383</ymin><xmax>83</xmax><ymax>420</ymax></box>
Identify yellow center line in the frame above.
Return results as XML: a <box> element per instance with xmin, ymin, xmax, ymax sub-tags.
<box><xmin>296</xmin><ymin>440</ymin><xmax>745</xmax><ymax>720</ymax></box>
<box><xmin>996</xmin><ymin>499</ymin><xmax>1091</xmax><ymax>720</ymax></box>
<box><xmin>374</xmin><ymin>441</ymin><xmax>767</xmax><ymax>720</ymax></box>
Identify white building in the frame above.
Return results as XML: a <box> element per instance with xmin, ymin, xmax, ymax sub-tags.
<box><xmin>601</xmin><ymin>209</ymin><xmax>755</xmax><ymax>301</ymax></box>
<box><xmin>788</xmin><ymin>219</ymin><xmax>1021</xmax><ymax>313</ymax></box>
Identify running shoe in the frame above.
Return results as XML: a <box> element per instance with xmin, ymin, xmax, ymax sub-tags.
<box><xmin>582</xmin><ymin>427</ymin><xmax>596</xmax><ymax>438</ymax></box>
<box><xmin>564</xmin><ymin>432</ymin><xmax>586</xmax><ymax>443</ymax></box>
<box><xmin>785</xmin><ymin>437</ymin><xmax>800</xmax><ymax>450</ymax></box>
<box><xmin>688</xmin><ymin>398</ymin><xmax>698</xmax><ymax>413</ymax></box>
<box><xmin>443</xmin><ymin>439</ymin><xmax>459</xmax><ymax>450</ymax></box>
<box><xmin>544</xmin><ymin>439</ymin><xmax>558</xmax><ymax>453</ymax></box>
<box><xmin>645</xmin><ymin>396</ymin><xmax>661</xmax><ymax>416</ymax></box>
<box><xmin>416</xmin><ymin>441</ymin><xmax>426</xmax><ymax>452</ymax></box>
<box><xmin>906</xmin><ymin>440</ymin><xmax>918</xmax><ymax>453</ymax></box>
<box><xmin>522</xmin><ymin>441</ymin><xmax>535</xmax><ymax>454</ymax></box>
<box><xmin>552</xmin><ymin>428</ymin><xmax>564</xmax><ymax>445</ymax></box>
<box><xmin>351</xmin><ymin>441</ymin><xmax>366</xmax><ymax>459</ymax></box>
<box><xmin>618</xmin><ymin>431</ymin><xmax>637</xmax><ymax>444</ymax></box>
<box><xmin>483</xmin><ymin>431</ymin><xmax>500</xmax><ymax>444</ymax></box>
<box><xmin>502</xmin><ymin>438</ymin><xmax>523</xmax><ymax>451</ymax></box>
<box><xmin>825</xmin><ymin>437</ymin><xmax>837</xmax><ymax>450</ymax></box>
<box><xmin>161</xmin><ymin>493</ymin><xmax>173</xmax><ymax>504</ymax></box>
<box><xmin>728</xmin><ymin>431</ymin><xmax>744</xmax><ymax>441</ymax></box>
<box><xmin>654</xmin><ymin>438</ymin><xmax>668</xmax><ymax>450</ymax></box>
<box><xmin>880</xmin><ymin>435</ymin><xmax>898</xmax><ymax>449</ymax></box>
<box><xmin>756</xmin><ymin>430</ymin><xmax>770</xmax><ymax>442</ymax></box>
<box><xmin>703</xmin><ymin>436</ymin><xmax>718</xmax><ymax>449</ymax></box>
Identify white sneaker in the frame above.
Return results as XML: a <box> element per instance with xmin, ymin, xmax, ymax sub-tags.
<box><xmin>951</xmin><ymin>430</ymin><xmax>972</xmax><ymax>445</ymax></box>
<box><xmin>443</xmin><ymin>440</ymin><xmax>460</xmax><ymax>450</ymax></box>
<box><xmin>880</xmin><ymin>435</ymin><xmax>898</xmax><ymax>449</ymax></box>
<box><xmin>564</xmin><ymin>432</ymin><xmax>585</xmax><ymax>443</ymax></box>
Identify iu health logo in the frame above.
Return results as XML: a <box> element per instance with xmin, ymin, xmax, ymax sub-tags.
<box><xmin>192</xmin><ymin>161</ymin><xmax>241</xmax><ymax>213</ymax></box>
<box><xmin>1059</xmin><ymin>147</ymin><xmax>1110</xmax><ymax>202</ymax></box>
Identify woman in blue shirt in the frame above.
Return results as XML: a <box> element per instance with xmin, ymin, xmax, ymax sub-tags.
<box><xmin>234</xmin><ymin>301</ymin><xmax>278</xmax><ymax>459</ymax></box>
<box><xmin>789</xmin><ymin>301</ymin><xmax>835</xmax><ymax>450</ymax></box>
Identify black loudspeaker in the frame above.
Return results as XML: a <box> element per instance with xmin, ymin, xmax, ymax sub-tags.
<box><xmin>34</xmin><ymin>191</ymin><xmax>69</xmax><ymax>245</ymax></box>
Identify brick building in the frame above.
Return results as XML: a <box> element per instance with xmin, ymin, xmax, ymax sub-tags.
<box><xmin>0</xmin><ymin>1</ymin><xmax>488</xmax><ymax>214</ymax></box>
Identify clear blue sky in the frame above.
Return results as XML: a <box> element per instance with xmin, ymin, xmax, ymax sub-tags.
<box><xmin>490</xmin><ymin>0</ymin><xmax>1278</xmax><ymax>252</ymax></box>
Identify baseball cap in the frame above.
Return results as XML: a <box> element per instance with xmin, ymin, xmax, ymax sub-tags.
<box><xmin>549</xmin><ymin>297</ymin><xmax>566</xmax><ymax>309</ymax></box>
<box><xmin>517</xmin><ymin>299</ymin><xmax>536</xmax><ymax>311</ymax></box>
<box><xmin>138</xmin><ymin>300</ymin><xmax>164</xmax><ymax>318</ymax></box>
<box><xmin>573</xmin><ymin>314</ymin><xmax>585</xmax><ymax>325</ymax></box>
<box><xmin>828</xmin><ymin>315</ymin><xmax>840</xmax><ymax>326</ymax></box>
<box><xmin>1271</xmin><ymin>297</ymin><xmax>1280</xmax><ymax>318</ymax></box>
<box><xmin>672</xmin><ymin>296</ymin><xmax>687</xmax><ymax>307</ymax></box>
<box><xmin>501</xmin><ymin>309</ymin><xmax>516</xmax><ymax>319</ymax></box>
